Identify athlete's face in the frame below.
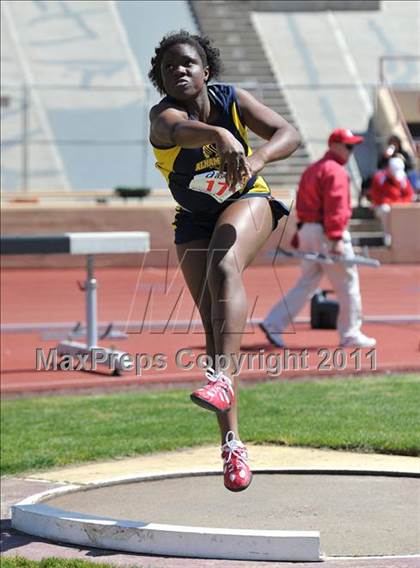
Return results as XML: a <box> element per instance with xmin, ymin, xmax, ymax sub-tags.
<box><xmin>161</xmin><ymin>43</ymin><xmax>209</xmax><ymax>100</ymax></box>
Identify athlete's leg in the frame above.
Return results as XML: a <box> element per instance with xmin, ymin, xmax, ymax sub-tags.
<box><xmin>176</xmin><ymin>239</ymin><xmax>214</xmax><ymax>359</ymax></box>
<box><xmin>177</xmin><ymin>239</ymin><xmax>236</xmax><ymax>442</ymax></box>
<box><xmin>206</xmin><ymin>197</ymin><xmax>275</xmax><ymax>441</ymax></box>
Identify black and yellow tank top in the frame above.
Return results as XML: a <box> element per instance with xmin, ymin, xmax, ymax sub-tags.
<box><xmin>151</xmin><ymin>84</ymin><xmax>271</xmax><ymax>214</ymax></box>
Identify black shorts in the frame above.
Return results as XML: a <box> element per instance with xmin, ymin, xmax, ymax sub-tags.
<box><xmin>173</xmin><ymin>196</ymin><xmax>289</xmax><ymax>245</ymax></box>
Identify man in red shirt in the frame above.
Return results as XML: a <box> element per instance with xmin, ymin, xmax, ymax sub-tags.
<box><xmin>260</xmin><ymin>128</ymin><xmax>376</xmax><ymax>348</ymax></box>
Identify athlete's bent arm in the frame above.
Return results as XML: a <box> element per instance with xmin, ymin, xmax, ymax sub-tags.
<box><xmin>150</xmin><ymin>105</ymin><xmax>251</xmax><ymax>188</ymax></box>
<box><xmin>236</xmin><ymin>88</ymin><xmax>301</xmax><ymax>176</ymax></box>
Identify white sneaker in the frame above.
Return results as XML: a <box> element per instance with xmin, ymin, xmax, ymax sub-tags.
<box><xmin>259</xmin><ymin>321</ymin><xmax>285</xmax><ymax>348</ymax></box>
<box><xmin>341</xmin><ymin>334</ymin><xmax>376</xmax><ymax>348</ymax></box>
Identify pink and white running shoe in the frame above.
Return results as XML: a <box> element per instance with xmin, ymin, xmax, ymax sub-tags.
<box><xmin>190</xmin><ymin>368</ymin><xmax>234</xmax><ymax>413</ymax></box>
<box><xmin>221</xmin><ymin>431</ymin><xmax>252</xmax><ymax>492</ymax></box>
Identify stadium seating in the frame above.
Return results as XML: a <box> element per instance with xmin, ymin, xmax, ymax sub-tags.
<box><xmin>0</xmin><ymin>0</ymin><xmax>195</xmax><ymax>193</ymax></box>
<box><xmin>190</xmin><ymin>0</ymin><xmax>311</xmax><ymax>192</ymax></box>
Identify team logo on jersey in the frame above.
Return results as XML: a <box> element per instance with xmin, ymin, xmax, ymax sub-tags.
<box><xmin>202</xmin><ymin>143</ymin><xmax>218</xmax><ymax>159</ymax></box>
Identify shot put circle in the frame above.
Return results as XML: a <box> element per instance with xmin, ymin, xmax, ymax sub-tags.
<box><xmin>11</xmin><ymin>469</ymin><xmax>420</xmax><ymax>562</ymax></box>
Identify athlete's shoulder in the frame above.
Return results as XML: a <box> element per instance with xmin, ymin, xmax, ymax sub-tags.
<box><xmin>149</xmin><ymin>97</ymin><xmax>189</xmax><ymax>149</ymax></box>
<box><xmin>208</xmin><ymin>83</ymin><xmax>237</xmax><ymax>107</ymax></box>
<box><xmin>208</xmin><ymin>83</ymin><xmax>234</xmax><ymax>95</ymax></box>
<box><xmin>149</xmin><ymin>96</ymin><xmax>187</xmax><ymax>120</ymax></box>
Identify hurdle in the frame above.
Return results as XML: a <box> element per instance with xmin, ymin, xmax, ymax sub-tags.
<box><xmin>1</xmin><ymin>232</ymin><xmax>150</xmax><ymax>372</ymax></box>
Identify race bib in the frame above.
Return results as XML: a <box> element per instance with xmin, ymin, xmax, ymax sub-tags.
<box><xmin>189</xmin><ymin>171</ymin><xmax>242</xmax><ymax>203</ymax></box>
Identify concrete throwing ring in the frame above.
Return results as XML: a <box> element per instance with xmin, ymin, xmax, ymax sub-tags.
<box><xmin>12</xmin><ymin>469</ymin><xmax>420</xmax><ymax>562</ymax></box>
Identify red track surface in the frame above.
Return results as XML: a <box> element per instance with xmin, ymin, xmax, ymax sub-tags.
<box><xmin>1</xmin><ymin>264</ymin><xmax>419</xmax><ymax>395</ymax></box>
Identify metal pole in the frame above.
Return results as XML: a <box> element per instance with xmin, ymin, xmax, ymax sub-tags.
<box><xmin>86</xmin><ymin>255</ymin><xmax>98</xmax><ymax>349</ymax></box>
<box><xmin>21</xmin><ymin>84</ymin><xmax>29</xmax><ymax>192</ymax></box>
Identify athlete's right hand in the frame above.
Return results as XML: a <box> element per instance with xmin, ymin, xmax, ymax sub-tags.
<box><xmin>215</xmin><ymin>129</ymin><xmax>252</xmax><ymax>190</ymax></box>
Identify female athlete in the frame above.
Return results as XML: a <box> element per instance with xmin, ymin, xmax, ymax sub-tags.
<box><xmin>149</xmin><ymin>31</ymin><xmax>300</xmax><ymax>491</ymax></box>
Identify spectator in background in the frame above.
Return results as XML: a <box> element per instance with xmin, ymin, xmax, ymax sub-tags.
<box><xmin>370</xmin><ymin>155</ymin><xmax>414</xmax><ymax>246</ymax></box>
<box><xmin>260</xmin><ymin>128</ymin><xmax>376</xmax><ymax>350</ymax></box>
<box><xmin>378</xmin><ymin>134</ymin><xmax>414</xmax><ymax>172</ymax></box>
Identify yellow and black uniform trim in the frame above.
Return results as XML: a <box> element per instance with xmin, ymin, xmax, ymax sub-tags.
<box><xmin>151</xmin><ymin>84</ymin><xmax>288</xmax><ymax>244</ymax></box>
<box><xmin>152</xmin><ymin>84</ymin><xmax>270</xmax><ymax>212</ymax></box>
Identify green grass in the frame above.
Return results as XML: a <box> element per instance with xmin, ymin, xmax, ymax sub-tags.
<box><xmin>0</xmin><ymin>558</ymin><xmax>130</xmax><ymax>568</ymax></box>
<box><xmin>1</xmin><ymin>374</ymin><xmax>420</xmax><ymax>476</ymax></box>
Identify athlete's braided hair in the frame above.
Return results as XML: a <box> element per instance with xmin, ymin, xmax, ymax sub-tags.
<box><xmin>149</xmin><ymin>30</ymin><xmax>222</xmax><ymax>94</ymax></box>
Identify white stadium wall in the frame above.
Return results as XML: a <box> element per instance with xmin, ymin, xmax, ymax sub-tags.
<box><xmin>1</xmin><ymin>0</ymin><xmax>197</xmax><ymax>192</ymax></box>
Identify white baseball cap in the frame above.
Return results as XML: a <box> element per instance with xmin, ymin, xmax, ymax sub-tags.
<box><xmin>388</xmin><ymin>156</ymin><xmax>406</xmax><ymax>181</ymax></box>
